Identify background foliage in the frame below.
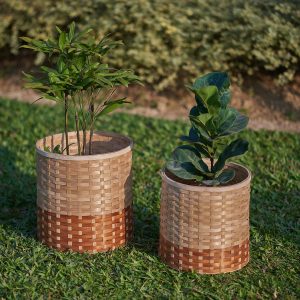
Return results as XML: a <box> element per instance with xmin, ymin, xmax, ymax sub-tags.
<box><xmin>1</xmin><ymin>0</ymin><xmax>300</xmax><ymax>90</ymax></box>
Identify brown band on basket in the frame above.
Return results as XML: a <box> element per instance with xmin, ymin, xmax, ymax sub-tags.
<box><xmin>37</xmin><ymin>205</ymin><xmax>133</xmax><ymax>253</ymax></box>
<box><xmin>159</xmin><ymin>234</ymin><xmax>249</xmax><ymax>274</ymax></box>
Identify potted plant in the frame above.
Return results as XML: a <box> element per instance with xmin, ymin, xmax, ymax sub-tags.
<box><xmin>21</xmin><ymin>23</ymin><xmax>140</xmax><ymax>253</ymax></box>
<box><xmin>159</xmin><ymin>72</ymin><xmax>251</xmax><ymax>274</ymax></box>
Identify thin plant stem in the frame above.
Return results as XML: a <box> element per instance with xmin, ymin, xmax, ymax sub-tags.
<box><xmin>210</xmin><ymin>157</ymin><xmax>214</xmax><ymax>171</ymax></box>
<box><xmin>88</xmin><ymin>100</ymin><xmax>95</xmax><ymax>155</ymax></box>
<box><xmin>75</xmin><ymin>111</ymin><xmax>81</xmax><ymax>155</ymax></box>
<box><xmin>82</xmin><ymin>129</ymin><xmax>86</xmax><ymax>155</ymax></box>
<box><xmin>64</xmin><ymin>95</ymin><xmax>70</xmax><ymax>155</ymax></box>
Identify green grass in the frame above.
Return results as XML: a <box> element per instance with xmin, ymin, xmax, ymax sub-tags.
<box><xmin>0</xmin><ymin>98</ymin><xmax>299</xmax><ymax>299</ymax></box>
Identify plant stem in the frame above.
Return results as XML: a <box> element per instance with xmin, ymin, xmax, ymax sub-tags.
<box><xmin>82</xmin><ymin>129</ymin><xmax>86</xmax><ymax>155</ymax></box>
<box><xmin>75</xmin><ymin>111</ymin><xmax>81</xmax><ymax>155</ymax></box>
<box><xmin>64</xmin><ymin>95</ymin><xmax>69</xmax><ymax>155</ymax></box>
<box><xmin>88</xmin><ymin>102</ymin><xmax>95</xmax><ymax>155</ymax></box>
<box><xmin>210</xmin><ymin>157</ymin><xmax>214</xmax><ymax>171</ymax></box>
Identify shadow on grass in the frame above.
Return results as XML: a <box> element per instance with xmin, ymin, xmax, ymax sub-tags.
<box><xmin>0</xmin><ymin>146</ymin><xmax>37</xmax><ymax>238</ymax></box>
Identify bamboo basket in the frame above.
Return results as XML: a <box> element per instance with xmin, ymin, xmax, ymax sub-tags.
<box><xmin>159</xmin><ymin>163</ymin><xmax>251</xmax><ymax>274</ymax></box>
<box><xmin>36</xmin><ymin>131</ymin><xmax>133</xmax><ymax>253</ymax></box>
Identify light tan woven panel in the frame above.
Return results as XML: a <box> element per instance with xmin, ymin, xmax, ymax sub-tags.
<box><xmin>159</xmin><ymin>234</ymin><xmax>249</xmax><ymax>274</ymax></box>
<box><xmin>37</xmin><ymin>206</ymin><xmax>133</xmax><ymax>253</ymax></box>
<box><xmin>160</xmin><ymin>167</ymin><xmax>250</xmax><ymax>251</ymax></box>
<box><xmin>36</xmin><ymin>131</ymin><xmax>132</xmax><ymax>216</ymax></box>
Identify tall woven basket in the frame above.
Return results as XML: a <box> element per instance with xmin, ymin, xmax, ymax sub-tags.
<box><xmin>159</xmin><ymin>163</ymin><xmax>251</xmax><ymax>274</ymax></box>
<box><xmin>36</xmin><ymin>131</ymin><xmax>133</xmax><ymax>253</ymax></box>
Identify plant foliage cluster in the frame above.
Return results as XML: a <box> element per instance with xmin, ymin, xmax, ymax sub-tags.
<box><xmin>1</xmin><ymin>0</ymin><xmax>300</xmax><ymax>89</ymax></box>
<box><xmin>167</xmin><ymin>72</ymin><xmax>249</xmax><ymax>186</ymax></box>
<box><xmin>22</xmin><ymin>23</ymin><xmax>139</xmax><ymax>155</ymax></box>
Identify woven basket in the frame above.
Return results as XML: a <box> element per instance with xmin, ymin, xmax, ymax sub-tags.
<box><xmin>159</xmin><ymin>163</ymin><xmax>251</xmax><ymax>274</ymax></box>
<box><xmin>36</xmin><ymin>131</ymin><xmax>133</xmax><ymax>253</ymax></box>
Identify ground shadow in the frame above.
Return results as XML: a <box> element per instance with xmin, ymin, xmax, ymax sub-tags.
<box><xmin>0</xmin><ymin>146</ymin><xmax>37</xmax><ymax>238</ymax></box>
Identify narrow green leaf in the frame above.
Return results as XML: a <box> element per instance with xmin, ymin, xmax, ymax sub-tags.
<box><xmin>59</xmin><ymin>32</ymin><xmax>66</xmax><ymax>50</ymax></box>
<box><xmin>68</xmin><ymin>22</ymin><xmax>75</xmax><ymax>41</ymax></box>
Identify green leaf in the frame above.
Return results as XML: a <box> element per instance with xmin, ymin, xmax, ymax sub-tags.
<box><xmin>193</xmin><ymin>72</ymin><xmax>231</xmax><ymax>108</ymax></box>
<box><xmin>190</xmin><ymin>115</ymin><xmax>213</xmax><ymax>142</ymax></box>
<box><xmin>172</xmin><ymin>145</ymin><xmax>210</xmax><ymax>174</ymax></box>
<box><xmin>221</xmin><ymin>110</ymin><xmax>249</xmax><ymax>136</ymax></box>
<box><xmin>56</xmin><ymin>26</ymin><xmax>62</xmax><ymax>33</ymax></box>
<box><xmin>202</xmin><ymin>169</ymin><xmax>235</xmax><ymax>186</ymax></box>
<box><xmin>98</xmin><ymin>99</ymin><xmax>130</xmax><ymax>116</ymax></box>
<box><xmin>59</xmin><ymin>32</ymin><xmax>66</xmax><ymax>50</ymax></box>
<box><xmin>198</xmin><ymin>86</ymin><xmax>221</xmax><ymax>114</ymax></box>
<box><xmin>68</xmin><ymin>22</ymin><xmax>75</xmax><ymax>41</ymax></box>
<box><xmin>206</xmin><ymin>109</ymin><xmax>249</xmax><ymax>138</ymax></box>
<box><xmin>213</xmin><ymin>138</ymin><xmax>249</xmax><ymax>173</ymax></box>
<box><xmin>180</xmin><ymin>127</ymin><xmax>199</xmax><ymax>143</ymax></box>
<box><xmin>217</xmin><ymin>169</ymin><xmax>235</xmax><ymax>184</ymax></box>
<box><xmin>166</xmin><ymin>160</ymin><xmax>203</xmax><ymax>181</ymax></box>
<box><xmin>53</xmin><ymin>144</ymin><xmax>61</xmax><ymax>154</ymax></box>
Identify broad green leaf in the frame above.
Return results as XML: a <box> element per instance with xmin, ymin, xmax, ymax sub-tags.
<box><xmin>217</xmin><ymin>169</ymin><xmax>235</xmax><ymax>184</ymax></box>
<box><xmin>197</xmin><ymin>86</ymin><xmax>221</xmax><ymax>114</ymax></box>
<box><xmin>180</xmin><ymin>127</ymin><xmax>199</xmax><ymax>143</ymax></box>
<box><xmin>172</xmin><ymin>145</ymin><xmax>210</xmax><ymax>174</ymax></box>
<box><xmin>221</xmin><ymin>111</ymin><xmax>249</xmax><ymax>136</ymax></box>
<box><xmin>213</xmin><ymin>138</ymin><xmax>249</xmax><ymax>173</ymax></box>
<box><xmin>193</xmin><ymin>72</ymin><xmax>231</xmax><ymax>108</ymax></box>
<box><xmin>202</xmin><ymin>169</ymin><xmax>235</xmax><ymax>186</ymax></box>
<box><xmin>190</xmin><ymin>115</ymin><xmax>212</xmax><ymax>141</ymax></box>
<box><xmin>193</xmin><ymin>72</ymin><xmax>230</xmax><ymax>90</ymax></box>
<box><xmin>207</xmin><ymin>109</ymin><xmax>249</xmax><ymax>138</ymax></box>
<box><xmin>166</xmin><ymin>160</ymin><xmax>203</xmax><ymax>181</ymax></box>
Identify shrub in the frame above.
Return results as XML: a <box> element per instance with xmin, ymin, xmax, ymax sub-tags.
<box><xmin>1</xmin><ymin>0</ymin><xmax>300</xmax><ymax>90</ymax></box>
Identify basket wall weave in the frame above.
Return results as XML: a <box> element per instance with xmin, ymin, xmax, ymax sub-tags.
<box><xmin>159</xmin><ymin>163</ymin><xmax>251</xmax><ymax>274</ymax></box>
<box><xmin>36</xmin><ymin>131</ymin><xmax>133</xmax><ymax>253</ymax></box>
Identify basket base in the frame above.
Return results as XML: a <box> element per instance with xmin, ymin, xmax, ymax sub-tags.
<box><xmin>159</xmin><ymin>235</ymin><xmax>249</xmax><ymax>274</ymax></box>
<box><xmin>37</xmin><ymin>205</ymin><xmax>133</xmax><ymax>253</ymax></box>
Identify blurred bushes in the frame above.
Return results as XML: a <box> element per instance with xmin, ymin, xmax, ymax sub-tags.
<box><xmin>1</xmin><ymin>0</ymin><xmax>300</xmax><ymax>90</ymax></box>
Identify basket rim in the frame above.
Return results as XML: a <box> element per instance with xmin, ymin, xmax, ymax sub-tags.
<box><xmin>161</xmin><ymin>162</ymin><xmax>251</xmax><ymax>192</ymax></box>
<box><xmin>36</xmin><ymin>131</ymin><xmax>133</xmax><ymax>161</ymax></box>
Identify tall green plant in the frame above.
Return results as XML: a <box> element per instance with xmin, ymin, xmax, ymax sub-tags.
<box><xmin>166</xmin><ymin>72</ymin><xmax>249</xmax><ymax>186</ymax></box>
<box><xmin>21</xmin><ymin>22</ymin><xmax>140</xmax><ymax>155</ymax></box>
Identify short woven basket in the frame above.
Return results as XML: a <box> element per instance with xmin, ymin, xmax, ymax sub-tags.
<box><xmin>36</xmin><ymin>131</ymin><xmax>133</xmax><ymax>253</ymax></box>
<box><xmin>159</xmin><ymin>163</ymin><xmax>251</xmax><ymax>274</ymax></box>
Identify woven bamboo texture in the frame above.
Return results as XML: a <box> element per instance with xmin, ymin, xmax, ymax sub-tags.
<box><xmin>159</xmin><ymin>163</ymin><xmax>251</xmax><ymax>274</ymax></box>
<box><xmin>36</xmin><ymin>131</ymin><xmax>133</xmax><ymax>253</ymax></box>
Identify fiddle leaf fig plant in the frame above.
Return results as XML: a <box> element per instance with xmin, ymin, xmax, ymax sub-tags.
<box><xmin>21</xmin><ymin>22</ymin><xmax>140</xmax><ymax>155</ymax></box>
<box><xmin>166</xmin><ymin>72</ymin><xmax>249</xmax><ymax>186</ymax></box>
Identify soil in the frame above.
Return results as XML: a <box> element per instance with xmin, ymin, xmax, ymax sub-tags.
<box><xmin>0</xmin><ymin>56</ymin><xmax>299</xmax><ymax>132</ymax></box>
<box><xmin>164</xmin><ymin>163</ymin><xmax>249</xmax><ymax>187</ymax></box>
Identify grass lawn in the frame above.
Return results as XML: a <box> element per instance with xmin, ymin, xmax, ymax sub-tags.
<box><xmin>0</xmin><ymin>98</ymin><xmax>299</xmax><ymax>299</ymax></box>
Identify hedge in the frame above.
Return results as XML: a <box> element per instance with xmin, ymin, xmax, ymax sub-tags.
<box><xmin>1</xmin><ymin>0</ymin><xmax>300</xmax><ymax>90</ymax></box>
